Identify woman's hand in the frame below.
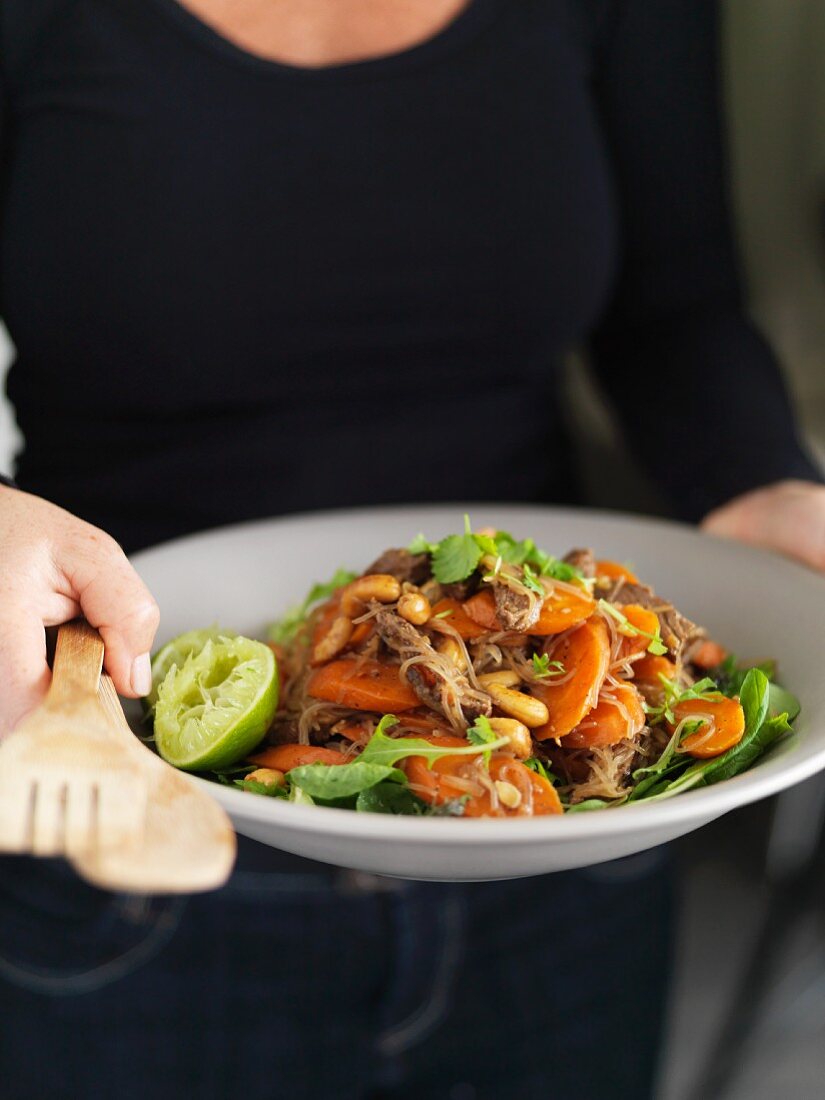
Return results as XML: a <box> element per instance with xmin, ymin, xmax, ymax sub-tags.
<box><xmin>0</xmin><ymin>486</ymin><xmax>160</xmax><ymax>735</ymax></box>
<box><xmin>701</xmin><ymin>479</ymin><xmax>825</xmax><ymax>574</ymax></box>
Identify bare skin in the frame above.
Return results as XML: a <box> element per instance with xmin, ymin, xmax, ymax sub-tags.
<box><xmin>175</xmin><ymin>0</ymin><xmax>471</xmax><ymax>67</ymax></box>
<box><xmin>0</xmin><ymin>3</ymin><xmax>823</xmax><ymax>733</ymax></box>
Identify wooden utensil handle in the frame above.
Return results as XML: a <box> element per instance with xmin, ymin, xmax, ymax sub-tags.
<box><xmin>49</xmin><ymin>620</ymin><xmax>105</xmax><ymax>703</ymax></box>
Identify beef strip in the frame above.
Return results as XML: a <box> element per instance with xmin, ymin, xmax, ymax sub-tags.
<box><xmin>563</xmin><ymin>547</ymin><xmax>596</xmax><ymax>579</ymax></box>
<box><xmin>610</xmin><ymin>580</ymin><xmax>706</xmax><ymax>664</ymax></box>
<box><xmin>364</xmin><ymin>548</ymin><xmax>431</xmax><ymax>585</ymax></box>
<box><xmin>441</xmin><ymin>573</ymin><xmax>481</xmax><ymax>602</ymax></box>
<box><xmin>374</xmin><ymin>610</ymin><xmax>492</xmax><ymax>722</ymax></box>
<box><xmin>493</xmin><ymin>582</ymin><xmax>541</xmax><ymax>632</ymax></box>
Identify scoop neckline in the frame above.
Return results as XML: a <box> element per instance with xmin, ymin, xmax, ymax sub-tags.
<box><xmin>147</xmin><ymin>0</ymin><xmax>500</xmax><ymax>81</ymax></box>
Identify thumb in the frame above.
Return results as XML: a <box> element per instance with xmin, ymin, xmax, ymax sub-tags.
<box><xmin>61</xmin><ymin>528</ymin><xmax>160</xmax><ymax>697</ymax></box>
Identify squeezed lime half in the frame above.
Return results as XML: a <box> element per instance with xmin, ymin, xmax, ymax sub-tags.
<box><xmin>153</xmin><ymin>635</ymin><xmax>279</xmax><ymax>771</ymax></box>
<box><xmin>147</xmin><ymin>626</ymin><xmax>232</xmax><ymax>711</ymax></box>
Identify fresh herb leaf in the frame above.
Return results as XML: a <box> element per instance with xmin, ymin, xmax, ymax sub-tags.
<box><xmin>521</xmin><ymin>563</ymin><xmax>545</xmax><ymax>596</ymax></box>
<box><xmin>408</xmin><ymin>533</ymin><xmax>439</xmax><ymax>555</ymax></box>
<box><xmin>268</xmin><ymin>567</ymin><xmax>357</xmax><ymax>645</ymax></box>
<box><xmin>493</xmin><ymin>532</ymin><xmax>583</xmax><ymax>583</ymax></box>
<box><xmin>524</xmin><ymin>757</ymin><xmax>559</xmax><ymax>785</ymax></box>
<box><xmin>531</xmin><ymin>653</ymin><xmax>565</xmax><ymax>680</ymax></box>
<box><xmin>598</xmin><ymin>599</ymin><xmax>667</xmax><ymax>656</ymax></box>
<box><xmin>359</xmin><ymin>714</ymin><xmax>509</xmax><ymax>769</ymax></box>
<box><xmin>644</xmin><ymin>675</ymin><xmax>722</xmax><ymax>726</ymax></box>
<box><xmin>467</xmin><ymin>715</ymin><xmax>499</xmax><ymax>767</ymax></box>
<box><xmin>767</xmin><ymin>682</ymin><xmax>801</xmax><ymax>722</ymax></box>
<box><xmin>430</xmin><ymin>516</ymin><xmax>497</xmax><ymax>584</ymax></box>
<box><xmin>289</xmin><ymin>761</ymin><xmax>405</xmax><ymax>800</ymax></box>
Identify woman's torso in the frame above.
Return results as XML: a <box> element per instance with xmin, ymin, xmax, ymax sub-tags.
<box><xmin>1</xmin><ymin>0</ymin><xmax>617</xmax><ymax>551</ymax></box>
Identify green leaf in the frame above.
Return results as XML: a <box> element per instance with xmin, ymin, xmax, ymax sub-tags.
<box><xmin>521</xmin><ymin>563</ymin><xmax>545</xmax><ymax>596</ymax></box>
<box><xmin>768</xmin><ymin>681</ymin><xmax>801</xmax><ymax>722</ymax></box>
<box><xmin>431</xmin><ymin>533</ymin><xmax>484</xmax><ymax>583</ymax></box>
<box><xmin>289</xmin><ymin>785</ymin><xmax>315</xmax><ymax>806</ymax></box>
<box><xmin>289</xmin><ymin>761</ymin><xmax>405</xmax><ymax>800</ymax></box>
<box><xmin>467</xmin><ymin>715</ymin><xmax>499</xmax><ymax>767</ymax></box>
<box><xmin>531</xmin><ymin>653</ymin><xmax>565</xmax><ymax>680</ymax></box>
<box><xmin>408</xmin><ymin>533</ymin><xmax>438</xmax><ymax>555</ymax></box>
<box><xmin>493</xmin><ymin>532</ymin><xmax>583</xmax><ymax>583</ymax></box>
<box><xmin>267</xmin><ymin>567</ymin><xmax>356</xmax><ymax>645</ymax></box>
<box><xmin>356</xmin><ymin>783</ymin><xmax>431</xmax><ymax>815</ymax></box>
<box><xmin>235</xmin><ymin>777</ymin><xmax>289</xmax><ymax>798</ymax></box>
<box><xmin>565</xmin><ymin>797</ymin><xmax>627</xmax><ymax>813</ymax></box>
<box><xmin>523</xmin><ymin>757</ymin><xmax>559</xmax><ymax>785</ymax></box>
<box><xmin>359</xmin><ymin>717</ymin><xmax>509</xmax><ymax>769</ymax></box>
<box><xmin>637</xmin><ymin>669</ymin><xmax>789</xmax><ymax>801</ymax></box>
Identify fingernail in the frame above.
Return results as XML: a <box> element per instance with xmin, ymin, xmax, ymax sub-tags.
<box><xmin>131</xmin><ymin>653</ymin><xmax>152</xmax><ymax>697</ymax></box>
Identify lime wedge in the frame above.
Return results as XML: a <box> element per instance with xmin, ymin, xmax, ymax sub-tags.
<box><xmin>153</xmin><ymin>635</ymin><xmax>279</xmax><ymax>771</ymax></box>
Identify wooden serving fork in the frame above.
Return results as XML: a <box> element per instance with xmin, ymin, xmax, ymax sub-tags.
<box><xmin>70</xmin><ymin>674</ymin><xmax>236</xmax><ymax>894</ymax></box>
<box><xmin>0</xmin><ymin>621</ymin><xmax>148</xmax><ymax>856</ymax></box>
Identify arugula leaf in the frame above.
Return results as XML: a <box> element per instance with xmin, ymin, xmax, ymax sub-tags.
<box><xmin>289</xmin><ymin>785</ymin><xmax>315</xmax><ymax>806</ymax></box>
<box><xmin>268</xmin><ymin>567</ymin><xmax>357</xmax><ymax>645</ymax></box>
<box><xmin>356</xmin><ymin>783</ymin><xmax>433</xmax><ymax>815</ymax></box>
<box><xmin>289</xmin><ymin>761</ymin><xmax>405</xmax><ymax>800</ymax></box>
<box><xmin>359</xmin><ymin>714</ymin><xmax>509</xmax><ymax>768</ymax></box>
<box><xmin>531</xmin><ymin>653</ymin><xmax>565</xmax><ymax>680</ymax></box>
<box><xmin>598</xmin><ymin>599</ymin><xmax>668</xmax><ymax>656</ymax></box>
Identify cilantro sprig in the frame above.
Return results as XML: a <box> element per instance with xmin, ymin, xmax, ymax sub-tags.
<box><xmin>644</xmin><ymin>676</ymin><xmax>724</xmax><ymax>726</ymax></box>
<box><xmin>598</xmin><ymin>599</ymin><xmax>668</xmax><ymax>656</ymax></box>
<box><xmin>466</xmin><ymin>715</ymin><xmax>501</xmax><ymax>767</ymax></box>
<box><xmin>531</xmin><ymin>653</ymin><xmax>565</xmax><ymax>680</ymax></box>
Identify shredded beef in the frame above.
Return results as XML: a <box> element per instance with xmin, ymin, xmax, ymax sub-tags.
<box><xmin>374</xmin><ymin>610</ymin><xmax>491</xmax><ymax>722</ymax></box>
<box><xmin>610</xmin><ymin>580</ymin><xmax>705</xmax><ymax>663</ymax></box>
<box><xmin>364</xmin><ymin>548</ymin><xmax>431</xmax><ymax>585</ymax></box>
<box><xmin>563</xmin><ymin>548</ymin><xmax>596</xmax><ymax>578</ymax></box>
<box><xmin>493</xmin><ymin>582</ymin><xmax>541</xmax><ymax>632</ymax></box>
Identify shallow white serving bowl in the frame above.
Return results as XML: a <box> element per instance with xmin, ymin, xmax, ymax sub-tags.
<box><xmin>129</xmin><ymin>504</ymin><xmax>825</xmax><ymax>881</ymax></box>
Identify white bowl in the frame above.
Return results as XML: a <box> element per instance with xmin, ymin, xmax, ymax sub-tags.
<box><xmin>129</xmin><ymin>504</ymin><xmax>825</xmax><ymax>881</ymax></box>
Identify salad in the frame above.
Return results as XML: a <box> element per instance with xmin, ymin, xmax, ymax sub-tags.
<box><xmin>147</xmin><ymin>522</ymin><xmax>800</xmax><ymax>817</ymax></box>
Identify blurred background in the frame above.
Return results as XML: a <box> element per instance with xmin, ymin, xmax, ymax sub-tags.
<box><xmin>0</xmin><ymin>3</ymin><xmax>823</xmax><ymax>1098</ymax></box>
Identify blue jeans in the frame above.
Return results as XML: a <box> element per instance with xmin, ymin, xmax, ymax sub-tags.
<box><xmin>0</xmin><ymin>849</ymin><xmax>673</xmax><ymax>1099</ymax></box>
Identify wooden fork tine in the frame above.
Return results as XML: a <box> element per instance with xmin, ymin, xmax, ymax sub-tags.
<box><xmin>29</xmin><ymin>777</ymin><xmax>68</xmax><ymax>857</ymax></box>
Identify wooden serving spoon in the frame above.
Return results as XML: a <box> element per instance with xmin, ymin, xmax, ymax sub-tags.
<box><xmin>71</xmin><ymin>672</ymin><xmax>237</xmax><ymax>894</ymax></box>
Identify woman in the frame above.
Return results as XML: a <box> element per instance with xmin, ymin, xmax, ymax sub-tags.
<box><xmin>0</xmin><ymin>2</ymin><xmax>822</xmax><ymax>1097</ymax></box>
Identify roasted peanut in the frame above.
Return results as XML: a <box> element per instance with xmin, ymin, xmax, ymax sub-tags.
<box><xmin>398</xmin><ymin>592</ymin><xmax>432</xmax><ymax>626</ymax></box>
<box><xmin>486</xmin><ymin>683</ymin><xmax>549</xmax><ymax>728</ymax></box>
<box><xmin>486</xmin><ymin>717</ymin><xmax>532</xmax><ymax>759</ymax></box>
<box><xmin>311</xmin><ymin>615</ymin><xmax>353</xmax><ymax>664</ymax></box>
<box><xmin>340</xmin><ymin>574</ymin><xmax>402</xmax><ymax>616</ymax></box>
<box><xmin>245</xmin><ymin>768</ymin><xmax>285</xmax><ymax>789</ymax></box>
<box><xmin>436</xmin><ymin>634</ymin><xmax>468</xmax><ymax>672</ymax></box>
<box><xmin>478</xmin><ymin>669</ymin><xmax>521</xmax><ymax>689</ymax></box>
<box><xmin>494</xmin><ymin>780</ymin><xmax>522</xmax><ymax>810</ymax></box>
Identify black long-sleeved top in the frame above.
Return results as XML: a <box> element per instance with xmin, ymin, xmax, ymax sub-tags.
<box><xmin>0</xmin><ymin>0</ymin><xmax>819</xmax><ymax>553</ymax></box>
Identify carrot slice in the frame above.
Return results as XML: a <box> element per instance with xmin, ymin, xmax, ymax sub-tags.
<box><xmin>691</xmin><ymin>640</ymin><xmax>727</xmax><ymax>670</ymax></box>
<box><xmin>462</xmin><ymin>590</ymin><xmax>502</xmax><ymax>631</ymax></box>
<box><xmin>564</xmin><ymin>683</ymin><xmax>646</xmax><ymax>748</ymax></box>
<box><xmin>532</xmin><ymin>586</ymin><xmax>595</xmax><ymax>635</ymax></box>
<box><xmin>596</xmin><ymin>560</ymin><xmax>639</xmax><ymax>584</ymax></box>
<box><xmin>403</xmin><ymin>735</ymin><xmax>562</xmax><ymax>816</ymax></box>
<box><xmin>430</xmin><ymin>598</ymin><xmax>490</xmax><ymax>640</ymax></box>
<box><xmin>670</xmin><ymin>696</ymin><xmax>745</xmax><ymax>759</ymax></box>
<box><xmin>633</xmin><ymin>655</ymin><xmax>677</xmax><ymax>683</ymax></box>
<box><xmin>531</xmin><ymin>618</ymin><xmax>610</xmax><ymax>740</ymax></box>
<box><xmin>617</xmin><ymin>604</ymin><xmax>661</xmax><ymax>660</ymax></box>
<box><xmin>249</xmin><ymin>744</ymin><xmax>347</xmax><ymax>770</ymax></box>
<box><xmin>307</xmin><ymin>657</ymin><xmax>420</xmax><ymax>712</ymax></box>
